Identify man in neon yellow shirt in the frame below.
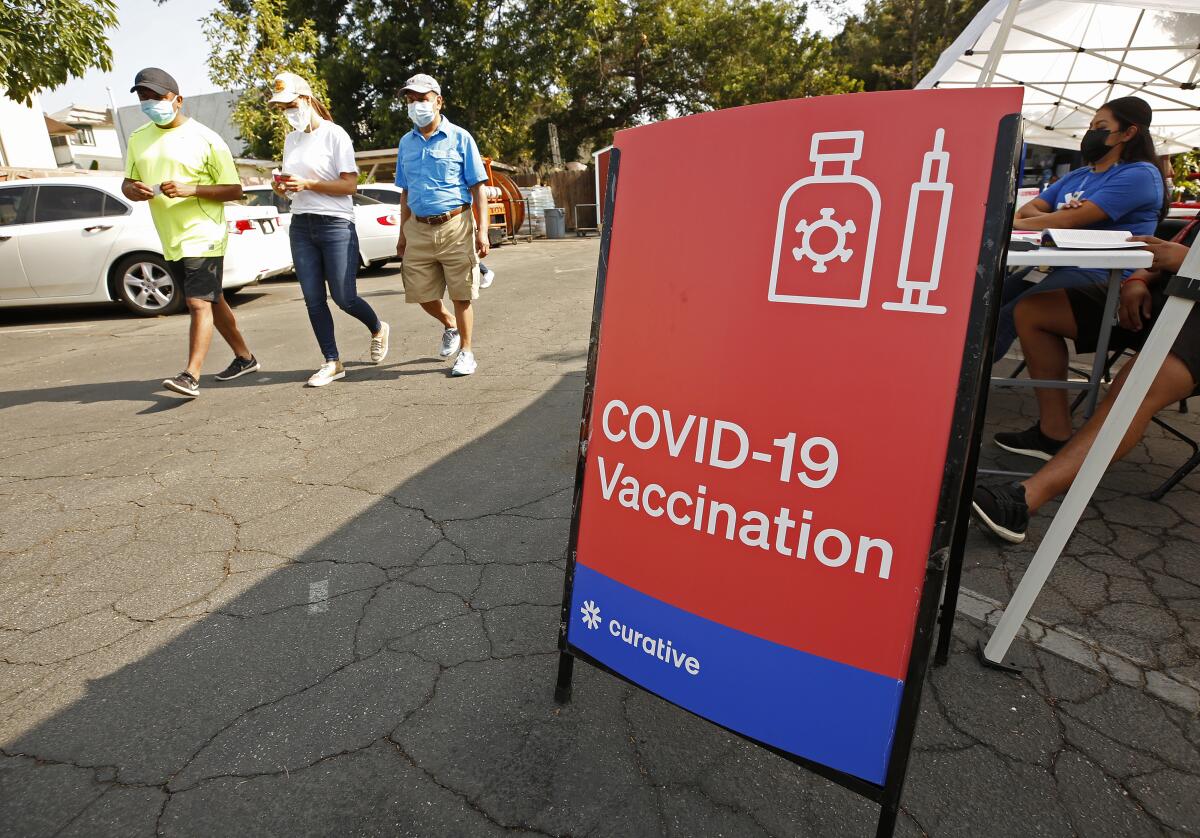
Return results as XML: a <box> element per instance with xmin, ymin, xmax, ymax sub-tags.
<box><xmin>122</xmin><ymin>67</ymin><xmax>259</xmax><ymax>398</ymax></box>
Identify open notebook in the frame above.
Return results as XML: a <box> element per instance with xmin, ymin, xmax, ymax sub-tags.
<box><xmin>1043</xmin><ymin>229</ymin><xmax>1143</xmax><ymax>249</ymax></box>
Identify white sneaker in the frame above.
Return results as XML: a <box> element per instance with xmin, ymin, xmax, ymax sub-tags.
<box><xmin>370</xmin><ymin>322</ymin><xmax>390</xmax><ymax>364</ymax></box>
<box><xmin>439</xmin><ymin>328</ymin><xmax>461</xmax><ymax>359</ymax></box>
<box><xmin>307</xmin><ymin>361</ymin><xmax>345</xmax><ymax>387</ymax></box>
<box><xmin>450</xmin><ymin>349</ymin><xmax>477</xmax><ymax>377</ymax></box>
<box><xmin>479</xmin><ymin>266</ymin><xmax>495</xmax><ymax>289</ymax></box>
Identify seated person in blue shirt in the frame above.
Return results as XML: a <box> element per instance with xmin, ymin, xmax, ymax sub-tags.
<box><xmin>993</xmin><ymin>96</ymin><xmax>1166</xmax><ymax>364</ymax></box>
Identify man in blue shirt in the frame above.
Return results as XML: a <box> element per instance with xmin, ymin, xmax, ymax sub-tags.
<box><xmin>395</xmin><ymin>73</ymin><xmax>490</xmax><ymax>376</ymax></box>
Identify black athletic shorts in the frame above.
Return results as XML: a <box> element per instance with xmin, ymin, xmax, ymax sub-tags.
<box><xmin>166</xmin><ymin>256</ymin><xmax>224</xmax><ymax>302</ymax></box>
<box><xmin>1067</xmin><ymin>281</ymin><xmax>1200</xmax><ymax>387</ymax></box>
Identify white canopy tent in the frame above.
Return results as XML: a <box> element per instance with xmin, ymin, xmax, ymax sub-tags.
<box><xmin>918</xmin><ymin>0</ymin><xmax>1200</xmax><ymax>154</ymax></box>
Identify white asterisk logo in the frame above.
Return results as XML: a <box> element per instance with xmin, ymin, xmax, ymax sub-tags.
<box><xmin>580</xmin><ymin>600</ymin><xmax>601</xmax><ymax>630</ymax></box>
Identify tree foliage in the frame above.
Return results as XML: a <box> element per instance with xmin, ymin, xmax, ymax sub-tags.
<box><xmin>245</xmin><ymin>0</ymin><xmax>861</xmax><ymax>166</ymax></box>
<box><xmin>0</xmin><ymin>0</ymin><xmax>118</xmax><ymax>104</ymax></box>
<box><xmin>203</xmin><ymin>0</ymin><xmax>328</xmax><ymax>159</ymax></box>
<box><xmin>832</xmin><ymin>0</ymin><xmax>989</xmax><ymax>90</ymax></box>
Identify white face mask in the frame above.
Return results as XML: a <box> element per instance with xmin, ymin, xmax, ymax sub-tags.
<box><xmin>408</xmin><ymin>101</ymin><xmax>436</xmax><ymax>128</ymax></box>
<box><xmin>285</xmin><ymin>100</ymin><xmax>311</xmax><ymax>131</ymax></box>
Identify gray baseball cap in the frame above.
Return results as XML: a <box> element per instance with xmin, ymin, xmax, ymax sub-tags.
<box><xmin>401</xmin><ymin>74</ymin><xmax>441</xmax><ymax>95</ymax></box>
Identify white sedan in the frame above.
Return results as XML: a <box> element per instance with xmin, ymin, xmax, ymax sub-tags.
<box><xmin>0</xmin><ymin>177</ymin><xmax>289</xmax><ymax>316</ymax></box>
<box><xmin>239</xmin><ymin>186</ymin><xmax>400</xmax><ymax>269</ymax></box>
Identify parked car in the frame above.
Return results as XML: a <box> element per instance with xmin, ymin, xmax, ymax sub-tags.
<box><xmin>239</xmin><ymin>186</ymin><xmax>399</xmax><ymax>269</ymax></box>
<box><xmin>357</xmin><ymin>183</ymin><xmax>403</xmax><ymax>205</ymax></box>
<box><xmin>0</xmin><ymin>177</ymin><xmax>289</xmax><ymax>316</ymax></box>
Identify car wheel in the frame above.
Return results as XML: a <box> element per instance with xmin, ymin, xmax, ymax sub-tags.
<box><xmin>113</xmin><ymin>254</ymin><xmax>184</xmax><ymax>316</ymax></box>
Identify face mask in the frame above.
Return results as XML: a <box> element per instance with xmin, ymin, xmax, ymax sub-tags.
<box><xmin>408</xmin><ymin>101</ymin><xmax>436</xmax><ymax>128</ymax></box>
<box><xmin>1080</xmin><ymin>128</ymin><xmax>1113</xmax><ymax>164</ymax></box>
<box><xmin>285</xmin><ymin>100</ymin><xmax>311</xmax><ymax>131</ymax></box>
<box><xmin>141</xmin><ymin>98</ymin><xmax>176</xmax><ymax>126</ymax></box>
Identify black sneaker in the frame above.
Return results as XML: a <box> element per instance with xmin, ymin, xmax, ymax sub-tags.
<box><xmin>994</xmin><ymin>423</ymin><xmax>1067</xmax><ymax>461</ymax></box>
<box><xmin>162</xmin><ymin>371</ymin><xmax>199</xmax><ymax>398</ymax></box>
<box><xmin>971</xmin><ymin>482</ymin><xmax>1030</xmax><ymax>544</ymax></box>
<box><xmin>215</xmin><ymin>355</ymin><xmax>260</xmax><ymax>381</ymax></box>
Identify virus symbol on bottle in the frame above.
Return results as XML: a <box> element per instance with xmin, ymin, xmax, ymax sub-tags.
<box><xmin>792</xmin><ymin>207</ymin><xmax>856</xmax><ymax>274</ymax></box>
<box><xmin>580</xmin><ymin>600</ymin><xmax>601</xmax><ymax>630</ymax></box>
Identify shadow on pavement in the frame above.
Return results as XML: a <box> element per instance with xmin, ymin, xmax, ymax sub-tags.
<box><xmin>2</xmin><ymin>371</ymin><xmax>726</xmax><ymax>836</ymax></box>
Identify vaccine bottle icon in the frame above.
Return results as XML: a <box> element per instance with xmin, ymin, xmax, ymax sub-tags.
<box><xmin>768</xmin><ymin>131</ymin><xmax>881</xmax><ymax>308</ymax></box>
<box><xmin>883</xmin><ymin>129</ymin><xmax>953</xmax><ymax>315</ymax></box>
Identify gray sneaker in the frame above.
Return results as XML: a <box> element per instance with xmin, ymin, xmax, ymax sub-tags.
<box><xmin>370</xmin><ymin>322</ymin><xmax>390</xmax><ymax>364</ymax></box>
<box><xmin>439</xmin><ymin>328</ymin><xmax>461</xmax><ymax>359</ymax></box>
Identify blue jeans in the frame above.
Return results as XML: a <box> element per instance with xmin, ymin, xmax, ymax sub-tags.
<box><xmin>290</xmin><ymin>213</ymin><xmax>381</xmax><ymax>361</ymax></box>
<box><xmin>993</xmin><ymin>267</ymin><xmax>1107</xmax><ymax>362</ymax></box>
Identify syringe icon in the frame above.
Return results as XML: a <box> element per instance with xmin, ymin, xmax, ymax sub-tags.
<box><xmin>883</xmin><ymin>128</ymin><xmax>953</xmax><ymax>315</ymax></box>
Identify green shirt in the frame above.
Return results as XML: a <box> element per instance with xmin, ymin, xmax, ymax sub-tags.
<box><xmin>124</xmin><ymin>118</ymin><xmax>239</xmax><ymax>260</ymax></box>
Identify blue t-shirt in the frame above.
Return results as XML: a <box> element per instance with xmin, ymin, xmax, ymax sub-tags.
<box><xmin>394</xmin><ymin>116</ymin><xmax>488</xmax><ymax>217</ymax></box>
<box><xmin>1040</xmin><ymin>161</ymin><xmax>1163</xmax><ymax>234</ymax></box>
<box><xmin>1038</xmin><ymin>160</ymin><xmax>1163</xmax><ymax>278</ymax></box>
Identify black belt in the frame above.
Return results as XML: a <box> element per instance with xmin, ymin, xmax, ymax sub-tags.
<box><xmin>415</xmin><ymin>204</ymin><xmax>469</xmax><ymax>225</ymax></box>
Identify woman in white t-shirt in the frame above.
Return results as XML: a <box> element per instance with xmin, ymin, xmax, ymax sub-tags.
<box><xmin>269</xmin><ymin>72</ymin><xmax>388</xmax><ymax>387</ymax></box>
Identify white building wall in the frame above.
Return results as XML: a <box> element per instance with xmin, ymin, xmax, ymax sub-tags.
<box><xmin>69</xmin><ymin>125</ymin><xmax>123</xmax><ymax>171</ymax></box>
<box><xmin>0</xmin><ymin>94</ymin><xmax>56</xmax><ymax>168</ymax></box>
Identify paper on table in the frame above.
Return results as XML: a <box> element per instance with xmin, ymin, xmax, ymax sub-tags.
<box><xmin>1043</xmin><ymin>229</ymin><xmax>1143</xmax><ymax>249</ymax></box>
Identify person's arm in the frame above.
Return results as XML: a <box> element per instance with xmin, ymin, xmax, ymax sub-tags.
<box><xmin>1118</xmin><ymin>237</ymin><xmax>1191</xmax><ymax>332</ymax></box>
<box><xmin>1128</xmin><ymin>235</ymin><xmax>1190</xmax><ymax>273</ymax></box>
<box><xmin>394</xmin><ymin>143</ymin><xmax>410</xmax><ymax>258</ymax></box>
<box><xmin>460</xmin><ymin>133</ymin><xmax>490</xmax><ymax>258</ymax></box>
<box><xmin>1012</xmin><ymin>201</ymin><xmax>1109</xmax><ymax>231</ymax></box>
<box><xmin>470</xmin><ymin>181</ymin><xmax>489</xmax><ymax>258</ymax></box>
<box><xmin>121</xmin><ymin>155</ymin><xmax>153</xmax><ymax>201</ymax></box>
<box><xmin>1016</xmin><ymin>197</ymin><xmax>1052</xmax><ymax>220</ymax></box>
<box><xmin>282</xmin><ymin>172</ymin><xmax>357</xmax><ymax>196</ymax></box>
<box><xmin>122</xmin><ymin>177</ymin><xmax>154</xmax><ymax>202</ymax></box>
<box><xmin>396</xmin><ymin>190</ymin><xmax>410</xmax><ymax>258</ymax></box>
<box><xmin>161</xmin><ymin>183</ymin><xmax>243</xmax><ymax>201</ymax></box>
<box><xmin>1118</xmin><ymin>268</ymin><xmax>1160</xmax><ymax>332</ymax></box>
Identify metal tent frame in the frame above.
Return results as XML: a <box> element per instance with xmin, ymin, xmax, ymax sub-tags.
<box><xmin>918</xmin><ymin>0</ymin><xmax>1200</xmax><ymax>153</ymax></box>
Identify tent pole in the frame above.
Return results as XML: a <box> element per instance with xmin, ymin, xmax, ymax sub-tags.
<box><xmin>977</xmin><ymin>0</ymin><xmax>1021</xmax><ymax>87</ymax></box>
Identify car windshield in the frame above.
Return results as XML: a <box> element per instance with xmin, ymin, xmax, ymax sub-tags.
<box><xmin>362</xmin><ymin>189</ymin><xmax>401</xmax><ymax>205</ymax></box>
<box><xmin>352</xmin><ymin>193</ymin><xmax>382</xmax><ymax>206</ymax></box>
<box><xmin>234</xmin><ymin>188</ymin><xmax>289</xmax><ymax>213</ymax></box>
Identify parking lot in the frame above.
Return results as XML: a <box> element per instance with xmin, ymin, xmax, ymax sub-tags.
<box><xmin>1</xmin><ymin>238</ymin><xmax>1199</xmax><ymax>837</ymax></box>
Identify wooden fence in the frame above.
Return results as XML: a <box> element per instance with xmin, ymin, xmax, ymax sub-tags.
<box><xmin>508</xmin><ymin>169</ymin><xmax>598</xmax><ymax>231</ymax></box>
<box><xmin>544</xmin><ymin>169</ymin><xmax>597</xmax><ymax>231</ymax></box>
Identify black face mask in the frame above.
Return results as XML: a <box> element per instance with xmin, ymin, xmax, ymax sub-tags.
<box><xmin>1080</xmin><ymin>128</ymin><xmax>1113</xmax><ymax>164</ymax></box>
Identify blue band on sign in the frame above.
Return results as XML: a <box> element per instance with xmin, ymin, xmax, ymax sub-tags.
<box><xmin>567</xmin><ymin>564</ymin><xmax>903</xmax><ymax>784</ymax></box>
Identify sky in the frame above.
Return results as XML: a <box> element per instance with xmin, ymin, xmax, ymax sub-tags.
<box><xmin>40</xmin><ymin>0</ymin><xmax>864</xmax><ymax>114</ymax></box>
<box><xmin>40</xmin><ymin>0</ymin><xmax>223</xmax><ymax>113</ymax></box>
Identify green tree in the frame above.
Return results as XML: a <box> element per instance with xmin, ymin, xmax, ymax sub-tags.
<box><xmin>203</xmin><ymin>0</ymin><xmax>327</xmax><ymax>159</ymax></box>
<box><xmin>0</xmin><ymin>0</ymin><xmax>117</xmax><ymax>104</ymax></box>
<box><xmin>1174</xmin><ymin>150</ymin><xmax>1200</xmax><ymax>201</ymax></box>
<box><xmin>833</xmin><ymin>0</ymin><xmax>989</xmax><ymax>90</ymax></box>
<box><xmin>259</xmin><ymin>0</ymin><xmax>860</xmax><ymax>166</ymax></box>
<box><xmin>534</xmin><ymin>0</ymin><xmax>861</xmax><ymax>162</ymax></box>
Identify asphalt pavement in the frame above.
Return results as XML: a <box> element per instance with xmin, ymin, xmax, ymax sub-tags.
<box><xmin>0</xmin><ymin>238</ymin><xmax>1197</xmax><ymax>837</ymax></box>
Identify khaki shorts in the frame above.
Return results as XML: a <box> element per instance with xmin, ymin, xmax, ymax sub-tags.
<box><xmin>401</xmin><ymin>210</ymin><xmax>479</xmax><ymax>303</ymax></box>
